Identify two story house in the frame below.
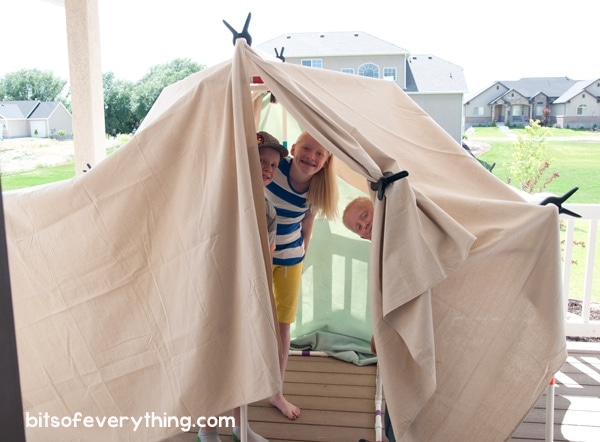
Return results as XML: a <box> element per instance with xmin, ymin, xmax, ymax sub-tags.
<box><xmin>464</xmin><ymin>77</ymin><xmax>600</xmax><ymax>129</ymax></box>
<box><xmin>256</xmin><ymin>32</ymin><xmax>467</xmax><ymax>143</ymax></box>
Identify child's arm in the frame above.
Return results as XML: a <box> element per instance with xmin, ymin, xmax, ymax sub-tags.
<box><xmin>300</xmin><ymin>209</ymin><xmax>316</xmax><ymax>255</ymax></box>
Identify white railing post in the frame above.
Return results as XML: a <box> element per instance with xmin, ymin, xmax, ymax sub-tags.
<box><xmin>561</xmin><ymin>204</ymin><xmax>600</xmax><ymax>338</ymax></box>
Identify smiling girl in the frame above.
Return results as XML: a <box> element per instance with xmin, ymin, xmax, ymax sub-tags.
<box><xmin>264</xmin><ymin>131</ymin><xmax>338</xmax><ymax>419</ymax></box>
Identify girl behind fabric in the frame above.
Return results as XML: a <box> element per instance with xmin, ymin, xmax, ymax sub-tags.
<box><xmin>265</xmin><ymin>131</ymin><xmax>338</xmax><ymax>420</ymax></box>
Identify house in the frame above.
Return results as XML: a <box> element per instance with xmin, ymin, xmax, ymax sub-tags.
<box><xmin>256</xmin><ymin>32</ymin><xmax>467</xmax><ymax>143</ymax></box>
<box><xmin>463</xmin><ymin>77</ymin><xmax>600</xmax><ymax>129</ymax></box>
<box><xmin>0</xmin><ymin>100</ymin><xmax>73</xmax><ymax>139</ymax></box>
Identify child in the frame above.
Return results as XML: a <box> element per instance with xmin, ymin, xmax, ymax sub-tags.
<box><xmin>342</xmin><ymin>196</ymin><xmax>373</xmax><ymax>240</ymax></box>
<box><xmin>342</xmin><ymin>196</ymin><xmax>396</xmax><ymax>442</ymax></box>
<box><xmin>198</xmin><ymin>131</ymin><xmax>288</xmax><ymax>442</ymax></box>
<box><xmin>265</xmin><ymin>131</ymin><xmax>339</xmax><ymax>419</ymax></box>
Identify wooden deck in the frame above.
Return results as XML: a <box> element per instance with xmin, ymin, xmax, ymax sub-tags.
<box><xmin>165</xmin><ymin>342</ymin><xmax>600</xmax><ymax>442</ymax></box>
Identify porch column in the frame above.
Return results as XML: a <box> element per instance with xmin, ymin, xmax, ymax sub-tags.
<box><xmin>64</xmin><ymin>0</ymin><xmax>105</xmax><ymax>176</ymax></box>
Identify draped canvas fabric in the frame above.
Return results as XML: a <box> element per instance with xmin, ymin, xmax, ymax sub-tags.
<box><xmin>6</xmin><ymin>49</ymin><xmax>282</xmax><ymax>441</ymax></box>
<box><xmin>5</xmin><ymin>40</ymin><xmax>566</xmax><ymax>441</ymax></box>
<box><xmin>243</xmin><ymin>43</ymin><xmax>566</xmax><ymax>439</ymax></box>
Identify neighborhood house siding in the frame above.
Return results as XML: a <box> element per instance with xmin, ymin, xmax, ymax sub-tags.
<box><xmin>410</xmin><ymin>93</ymin><xmax>464</xmax><ymax>143</ymax></box>
<box><xmin>587</xmin><ymin>80</ymin><xmax>600</xmax><ymax>96</ymax></box>
<box><xmin>558</xmin><ymin>93</ymin><xmax>599</xmax><ymax>128</ymax></box>
<box><xmin>6</xmin><ymin>120</ymin><xmax>29</xmax><ymax>138</ymax></box>
<box><xmin>48</xmin><ymin>105</ymin><xmax>73</xmax><ymax>136</ymax></box>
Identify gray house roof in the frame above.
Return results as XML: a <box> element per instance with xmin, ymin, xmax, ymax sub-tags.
<box><xmin>0</xmin><ymin>100</ymin><xmax>65</xmax><ymax>119</ymax></box>
<box><xmin>405</xmin><ymin>55</ymin><xmax>467</xmax><ymax>93</ymax></box>
<box><xmin>553</xmin><ymin>79</ymin><xmax>598</xmax><ymax>104</ymax></box>
<box><xmin>0</xmin><ymin>101</ymin><xmax>40</xmax><ymax>118</ymax></box>
<box><xmin>256</xmin><ymin>31</ymin><xmax>409</xmax><ymax>58</ymax></box>
<box><xmin>29</xmin><ymin>101</ymin><xmax>63</xmax><ymax>119</ymax></box>
<box><xmin>466</xmin><ymin>77</ymin><xmax>580</xmax><ymax>103</ymax></box>
<box><xmin>499</xmin><ymin>77</ymin><xmax>580</xmax><ymax>99</ymax></box>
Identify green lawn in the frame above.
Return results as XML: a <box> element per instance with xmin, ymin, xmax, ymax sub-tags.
<box><xmin>476</xmin><ymin>140</ymin><xmax>600</xmax><ymax>204</ymax></box>
<box><xmin>1</xmin><ymin>163</ymin><xmax>76</xmax><ymax>192</ymax></box>
<box><xmin>467</xmin><ymin>125</ymin><xmax>600</xmax><ymax>139</ymax></box>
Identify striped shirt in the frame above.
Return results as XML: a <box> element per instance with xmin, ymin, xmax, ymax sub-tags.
<box><xmin>265</xmin><ymin>158</ymin><xmax>310</xmax><ymax>266</ymax></box>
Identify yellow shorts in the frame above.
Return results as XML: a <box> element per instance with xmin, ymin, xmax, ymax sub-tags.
<box><xmin>272</xmin><ymin>262</ymin><xmax>303</xmax><ymax>324</ymax></box>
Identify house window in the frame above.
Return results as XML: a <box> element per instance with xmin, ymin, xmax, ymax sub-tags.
<box><xmin>341</xmin><ymin>68</ymin><xmax>354</xmax><ymax>74</ymax></box>
<box><xmin>383</xmin><ymin>67</ymin><xmax>397</xmax><ymax>81</ymax></box>
<box><xmin>358</xmin><ymin>63</ymin><xmax>379</xmax><ymax>79</ymax></box>
<box><xmin>535</xmin><ymin>104</ymin><xmax>544</xmax><ymax>116</ymax></box>
<box><xmin>577</xmin><ymin>105</ymin><xmax>588</xmax><ymax>115</ymax></box>
<box><xmin>512</xmin><ymin>105</ymin><xmax>522</xmax><ymax>116</ymax></box>
<box><xmin>301</xmin><ymin>59</ymin><xmax>322</xmax><ymax>68</ymax></box>
<box><xmin>473</xmin><ymin>107</ymin><xmax>484</xmax><ymax>116</ymax></box>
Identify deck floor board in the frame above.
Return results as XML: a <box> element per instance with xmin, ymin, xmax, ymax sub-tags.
<box><xmin>164</xmin><ymin>343</ymin><xmax>600</xmax><ymax>442</ymax></box>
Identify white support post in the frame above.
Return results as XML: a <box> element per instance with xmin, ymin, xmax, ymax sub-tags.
<box><xmin>545</xmin><ymin>377</ymin><xmax>555</xmax><ymax>442</ymax></box>
<box><xmin>239</xmin><ymin>403</ymin><xmax>248</xmax><ymax>442</ymax></box>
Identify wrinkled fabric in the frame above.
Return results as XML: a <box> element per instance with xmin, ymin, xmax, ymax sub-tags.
<box><xmin>5</xmin><ymin>41</ymin><xmax>566</xmax><ymax>441</ymax></box>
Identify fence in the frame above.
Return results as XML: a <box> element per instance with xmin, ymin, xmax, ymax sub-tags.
<box><xmin>561</xmin><ymin>204</ymin><xmax>600</xmax><ymax>337</ymax></box>
<box><xmin>295</xmin><ymin>204</ymin><xmax>600</xmax><ymax>341</ymax></box>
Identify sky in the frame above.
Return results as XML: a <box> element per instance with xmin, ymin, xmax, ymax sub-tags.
<box><xmin>1</xmin><ymin>0</ymin><xmax>598</xmax><ymax>95</ymax></box>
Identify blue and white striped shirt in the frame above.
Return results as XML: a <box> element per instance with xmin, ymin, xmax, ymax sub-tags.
<box><xmin>265</xmin><ymin>158</ymin><xmax>310</xmax><ymax>266</ymax></box>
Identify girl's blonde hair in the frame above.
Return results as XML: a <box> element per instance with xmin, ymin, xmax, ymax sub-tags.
<box><xmin>304</xmin><ymin>134</ymin><xmax>339</xmax><ymax>220</ymax></box>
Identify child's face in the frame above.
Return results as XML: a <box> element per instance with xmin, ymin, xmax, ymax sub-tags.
<box><xmin>259</xmin><ymin>147</ymin><xmax>281</xmax><ymax>186</ymax></box>
<box><xmin>344</xmin><ymin>203</ymin><xmax>373</xmax><ymax>240</ymax></box>
<box><xmin>290</xmin><ymin>133</ymin><xmax>330</xmax><ymax>178</ymax></box>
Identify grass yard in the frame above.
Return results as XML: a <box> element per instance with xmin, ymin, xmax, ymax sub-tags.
<box><xmin>563</xmin><ymin>216</ymin><xmax>600</xmax><ymax>304</ymax></box>
<box><xmin>477</xmin><ymin>139</ymin><xmax>600</xmax><ymax>203</ymax></box>
<box><xmin>467</xmin><ymin>125</ymin><xmax>600</xmax><ymax>139</ymax></box>
<box><xmin>1</xmin><ymin>163</ymin><xmax>76</xmax><ymax>191</ymax></box>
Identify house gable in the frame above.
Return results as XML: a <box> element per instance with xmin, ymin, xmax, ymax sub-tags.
<box><xmin>491</xmin><ymin>89</ymin><xmax>530</xmax><ymax>106</ymax></box>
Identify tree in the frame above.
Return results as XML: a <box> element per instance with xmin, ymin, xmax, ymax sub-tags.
<box><xmin>131</xmin><ymin>58</ymin><xmax>206</xmax><ymax>127</ymax></box>
<box><xmin>103</xmin><ymin>72</ymin><xmax>136</xmax><ymax>136</ymax></box>
<box><xmin>508</xmin><ymin>119</ymin><xmax>558</xmax><ymax>193</ymax></box>
<box><xmin>0</xmin><ymin>69</ymin><xmax>68</xmax><ymax>103</ymax></box>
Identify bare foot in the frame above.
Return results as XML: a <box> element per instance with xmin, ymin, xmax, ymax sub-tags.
<box><xmin>269</xmin><ymin>392</ymin><xmax>301</xmax><ymax>419</ymax></box>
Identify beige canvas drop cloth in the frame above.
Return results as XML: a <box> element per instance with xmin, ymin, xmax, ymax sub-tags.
<box><xmin>5</xmin><ymin>41</ymin><xmax>566</xmax><ymax>441</ymax></box>
<box><xmin>6</xmin><ymin>50</ymin><xmax>282</xmax><ymax>441</ymax></box>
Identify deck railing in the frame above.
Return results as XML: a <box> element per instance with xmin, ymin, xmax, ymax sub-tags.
<box><xmin>561</xmin><ymin>204</ymin><xmax>600</xmax><ymax>337</ymax></box>
<box><xmin>296</xmin><ymin>204</ymin><xmax>600</xmax><ymax>341</ymax></box>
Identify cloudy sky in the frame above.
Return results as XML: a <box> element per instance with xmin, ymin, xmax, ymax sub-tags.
<box><xmin>1</xmin><ymin>0</ymin><xmax>597</xmax><ymax>94</ymax></box>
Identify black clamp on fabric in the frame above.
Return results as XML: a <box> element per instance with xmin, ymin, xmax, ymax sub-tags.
<box><xmin>370</xmin><ymin>171</ymin><xmax>409</xmax><ymax>201</ymax></box>
<box><xmin>540</xmin><ymin>187</ymin><xmax>581</xmax><ymax>218</ymax></box>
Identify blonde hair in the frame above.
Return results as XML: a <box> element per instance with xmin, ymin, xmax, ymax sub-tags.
<box><xmin>297</xmin><ymin>131</ymin><xmax>338</xmax><ymax>220</ymax></box>
<box><xmin>307</xmin><ymin>154</ymin><xmax>338</xmax><ymax>220</ymax></box>
<box><xmin>342</xmin><ymin>196</ymin><xmax>372</xmax><ymax>231</ymax></box>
